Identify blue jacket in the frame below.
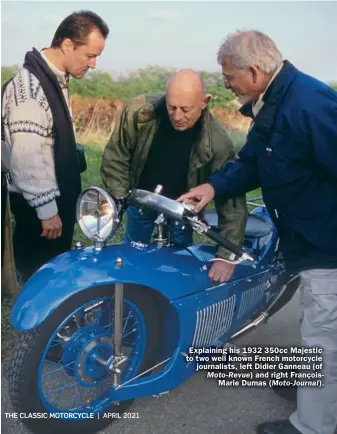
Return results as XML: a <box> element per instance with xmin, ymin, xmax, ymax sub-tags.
<box><xmin>209</xmin><ymin>61</ymin><xmax>337</xmax><ymax>272</ymax></box>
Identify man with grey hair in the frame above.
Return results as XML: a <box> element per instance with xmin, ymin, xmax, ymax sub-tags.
<box><xmin>217</xmin><ymin>29</ymin><xmax>284</xmax><ymax>108</ymax></box>
<box><xmin>178</xmin><ymin>31</ymin><xmax>337</xmax><ymax>434</ymax></box>
<box><xmin>101</xmin><ymin>69</ymin><xmax>248</xmax><ymax>283</ymax></box>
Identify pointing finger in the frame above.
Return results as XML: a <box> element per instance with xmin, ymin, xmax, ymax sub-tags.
<box><xmin>176</xmin><ymin>191</ymin><xmax>195</xmax><ymax>203</ymax></box>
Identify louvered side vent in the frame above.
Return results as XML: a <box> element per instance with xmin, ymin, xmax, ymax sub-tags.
<box><xmin>191</xmin><ymin>295</ymin><xmax>236</xmax><ymax>348</ymax></box>
<box><xmin>237</xmin><ymin>284</ymin><xmax>265</xmax><ymax>319</ymax></box>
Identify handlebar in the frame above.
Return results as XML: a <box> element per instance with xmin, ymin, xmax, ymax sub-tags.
<box><xmin>206</xmin><ymin>228</ymin><xmax>243</xmax><ymax>257</ymax></box>
<box><xmin>121</xmin><ymin>187</ymin><xmax>255</xmax><ymax>264</ymax></box>
<box><xmin>182</xmin><ymin>213</ymin><xmax>255</xmax><ymax>263</ymax></box>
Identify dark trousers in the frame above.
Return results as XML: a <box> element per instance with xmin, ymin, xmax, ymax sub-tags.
<box><xmin>10</xmin><ymin>193</ymin><xmax>76</xmax><ymax>282</ymax></box>
<box><xmin>1</xmin><ymin>172</ymin><xmax>8</xmax><ymax>267</ymax></box>
<box><xmin>125</xmin><ymin>205</ymin><xmax>193</xmax><ymax>246</ymax></box>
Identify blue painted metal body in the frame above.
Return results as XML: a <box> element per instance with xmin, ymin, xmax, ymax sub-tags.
<box><xmin>11</xmin><ymin>207</ymin><xmax>286</xmax><ymax>402</ymax></box>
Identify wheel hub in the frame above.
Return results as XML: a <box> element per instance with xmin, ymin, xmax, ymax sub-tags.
<box><xmin>76</xmin><ymin>336</ymin><xmax>114</xmax><ymax>384</ymax></box>
<box><xmin>62</xmin><ymin>326</ymin><xmax>131</xmax><ymax>386</ymax></box>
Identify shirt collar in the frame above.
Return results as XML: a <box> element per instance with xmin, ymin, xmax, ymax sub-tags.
<box><xmin>40</xmin><ymin>49</ymin><xmax>69</xmax><ymax>88</ymax></box>
<box><xmin>252</xmin><ymin>61</ymin><xmax>284</xmax><ymax>117</ymax></box>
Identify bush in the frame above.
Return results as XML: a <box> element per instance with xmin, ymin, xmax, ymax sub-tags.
<box><xmin>1</xmin><ymin>65</ymin><xmax>19</xmax><ymax>86</ymax></box>
<box><xmin>67</xmin><ymin>66</ymin><xmax>237</xmax><ymax>109</ymax></box>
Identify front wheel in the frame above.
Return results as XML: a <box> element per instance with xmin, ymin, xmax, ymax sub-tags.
<box><xmin>9</xmin><ymin>284</ymin><xmax>161</xmax><ymax>434</ymax></box>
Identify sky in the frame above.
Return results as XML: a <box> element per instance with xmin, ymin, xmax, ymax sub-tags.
<box><xmin>1</xmin><ymin>0</ymin><xmax>337</xmax><ymax>82</ymax></box>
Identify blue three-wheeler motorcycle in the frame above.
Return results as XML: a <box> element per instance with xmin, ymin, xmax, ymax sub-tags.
<box><xmin>9</xmin><ymin>185</ymin><xmax>300</xmax><ymax>434</ymax></box>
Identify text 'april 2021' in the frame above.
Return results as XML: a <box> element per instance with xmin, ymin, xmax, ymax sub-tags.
<box><xmin>184</xmin><ymin>345</ymin><xmax>325</xmax><ymax>388</ymax></box>
<box><xmin>4</xmin><ymin>412</ymin><xmax>140</xmax><ymax>419</ymax></box>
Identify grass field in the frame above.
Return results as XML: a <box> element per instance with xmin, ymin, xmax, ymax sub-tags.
<box><xmin>1</xmin><ymin>129</ymin><xmax>262</xmax><ymax>359</ymax></box>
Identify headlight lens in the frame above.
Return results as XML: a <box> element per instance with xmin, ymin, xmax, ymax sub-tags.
<box><xmin>76</xmin><ymin>187</ymin><xmax>120</xmax><ymax>242</ymax></box>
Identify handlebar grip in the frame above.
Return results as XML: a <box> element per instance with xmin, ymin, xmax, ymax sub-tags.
<box><xmin>206</xmin><ymin>228</ymin><xmax>243</xmax><ymax>257</ymax></box>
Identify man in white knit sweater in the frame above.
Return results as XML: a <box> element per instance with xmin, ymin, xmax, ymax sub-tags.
<box><xmin>2</xmin><ymin>10</ymin><xmax>109</xmax><ymax>282</ymax></box>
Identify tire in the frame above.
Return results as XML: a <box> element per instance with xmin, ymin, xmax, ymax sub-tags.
<box><xmin>9</xmin><ymin>284</ymin><xmax>161</xmax><ymax>434</ymax></box>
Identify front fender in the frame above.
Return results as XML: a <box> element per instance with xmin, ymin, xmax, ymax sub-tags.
<box><xmin>11</xmin><ymin>242</ymin><xmax>210</xmax><ymax>331</ymax></box>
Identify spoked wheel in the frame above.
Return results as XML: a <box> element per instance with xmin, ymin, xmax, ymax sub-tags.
<box><xmin>9</xmin><ymin>284</ymin><xmax>161</xmax><ymax>434</ymax></box>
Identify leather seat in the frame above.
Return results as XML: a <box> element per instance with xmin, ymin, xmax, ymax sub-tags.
<box><xmin>203</xmin><ymin>209</ymin><xmax>273</xmax><ymax>239</ymax></box>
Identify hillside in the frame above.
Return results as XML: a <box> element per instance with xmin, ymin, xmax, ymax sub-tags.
<box><xmin>2</xmin><ymin>65</ymin><xmax>336</xmax><ymax>145</ymax></box>
<box><xmin>0</xmin><ymin>65</ymin><xmax>253</xmax><ymax>141</ymax></box>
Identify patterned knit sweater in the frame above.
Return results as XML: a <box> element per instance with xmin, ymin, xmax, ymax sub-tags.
<box><xmin>2</xmin><ymin>50</ymin><xmax>74</xmax><ymax>220</ymax></box>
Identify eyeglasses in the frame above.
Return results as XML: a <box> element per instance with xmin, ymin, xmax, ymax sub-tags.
<box><xmin>222</xmin><ymin>73</ymin><xmax>234</xmax><ymax>85</ymax></box>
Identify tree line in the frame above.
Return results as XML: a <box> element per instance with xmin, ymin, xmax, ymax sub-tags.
<box><xmin>2</xmin><ymin>65</ymin><xmax>336</xmax><ymax>109</ymax></box>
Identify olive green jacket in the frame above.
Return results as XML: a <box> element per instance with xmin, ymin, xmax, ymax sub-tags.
<box><xmin>101</xmin><ymin>93</ymin><xmax>248</xmax><ymax>259</ymax></box>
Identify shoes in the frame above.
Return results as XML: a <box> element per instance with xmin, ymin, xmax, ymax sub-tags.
<box><xmin>271</xmin><ymin>384</ymin><xmax>297</xmax><ymax>403</ymax></box>
<box><xmin>256</xmin><ymin>420</ymin><xmax>302</xmax><ymax>434</ymax></box>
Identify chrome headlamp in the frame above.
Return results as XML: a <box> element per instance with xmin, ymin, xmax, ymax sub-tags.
<box><xmin>76</xmin><ymin>187</ymin><xmax>120</xmax><ymax>248</ymax></box>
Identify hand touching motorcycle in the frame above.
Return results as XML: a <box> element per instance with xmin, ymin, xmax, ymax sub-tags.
<box><xmin>177</xmin><ymin>184</ymin><xmax>236</xmax><ymax>283</ymax></box>
<box><xmin>176</xmin><ymin>183</ymin><xmax>215</xmax><ymax>213</ymax></box>
<box><xmin>208</xmin><ymin>260</ymin><xmax>236</xmax><ymax>283</ymax></box>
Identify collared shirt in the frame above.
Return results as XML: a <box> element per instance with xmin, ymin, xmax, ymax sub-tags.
<box><xmin>252</xmin><ymin>61</ymin><xmax>284</xmax><ymax>117</ymax></box>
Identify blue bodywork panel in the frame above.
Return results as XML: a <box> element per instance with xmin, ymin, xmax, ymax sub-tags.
<box><xmin>11</xmin><ymin>208</ymin><xmax>278</xmax><ymax>331</ymax></box>
<box><xmin>10</xmin><ymin>208</ymin><xmax>286</xmax><ymax>401</ymax></box>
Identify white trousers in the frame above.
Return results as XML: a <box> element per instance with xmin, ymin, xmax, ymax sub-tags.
<box><xmin>290</xmin><ymin>269</ymin><xmax>337</xmax><ymax>434</ymax></box>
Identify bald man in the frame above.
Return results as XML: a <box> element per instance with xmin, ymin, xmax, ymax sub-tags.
<box><xmin>101</xmin><ymin>70</ymin><xmax>247</xmax><ymax>283</ymax></box>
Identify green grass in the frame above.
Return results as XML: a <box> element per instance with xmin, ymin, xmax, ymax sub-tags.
<box><xmin>73</xmin><ymin>142</ymin><xmax>127</xmax><ymax>246</ymax></box>
<box><xmin>2</xmin><ymin>134</ymin><xmax>261</xmax><ymax>358</ymax></box>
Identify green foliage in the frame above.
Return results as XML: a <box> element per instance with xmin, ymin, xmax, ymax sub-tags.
<box><xmin>70</xmin><ymin>70</ymin><xmax>116</xmax><ymax>99</ymax></box>
<box><xmin>199</xmin><ymin>71</ymin><xmax>236</xmax><ymax>109</ymax></box>
<box><xmin>1</xmin><ymin>65</ymin><xmax>19</xmax><ymax>86</ymax></box>
<box><xmin>110</xmin><ymin>65</ymin><xmax>175</xmax><ymax>101</ymax></box>
<box><xmin>3</xmin><ymin>62</ymin><xmax>335</xmax><ymax>109</ymax></box>
<box><xmin>2</xmin><ymin>64</ymin><xmax>336</xmax><ymax>107</ymax></box>
<box><xmin>67</xmin><ymin>65</ymin><xmax>236</xmax><ymax>108</ymax></box>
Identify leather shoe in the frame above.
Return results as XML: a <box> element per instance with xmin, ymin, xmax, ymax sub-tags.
<box><xmin>256</xmin><ymin>420</ymin><xmax>302</xmax><ymax>434</ymax></box>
